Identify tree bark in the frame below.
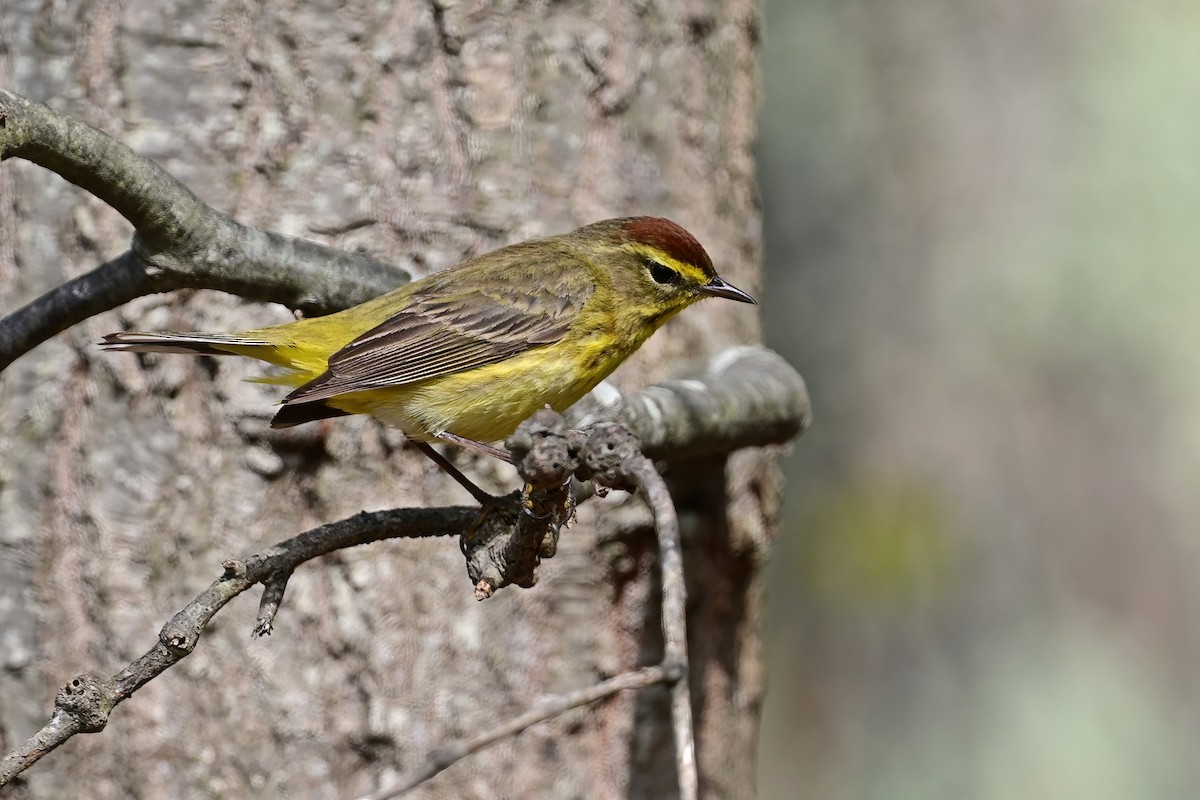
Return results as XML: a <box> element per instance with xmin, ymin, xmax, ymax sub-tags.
<box><xmin>0</xmin><ymin>1</ymin><xmax>773</xmax><ymax>797</ymax></box>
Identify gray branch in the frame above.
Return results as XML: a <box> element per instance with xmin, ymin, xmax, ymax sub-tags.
<box><xmin>0</xmin><ymin>89</ymin><xmax>408</xmax><ymax>371</ymax></box>
<box><xmin>625</xmin><ymin>447</ymin><xmax>698</xmax><ymax>800</ymax></box>
<box><xmin>0</xmin><ymin>506</ymin><xmax>473</xmax><ymax>785</ymax></box>
<box><xmin>0</xmin><ymin>250</ymin><xmax>151</xmax><ymax>372</ymax></box>
<box><xmin>569</xmin><ymin>344</ymin><xmax>812</xmax><ymax>458</ymax></box>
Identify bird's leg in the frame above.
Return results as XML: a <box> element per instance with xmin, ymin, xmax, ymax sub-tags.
<box><xmin>411</xmin><ymin>440</ymin><xmax>503</xmax><ymax>506</ymax></box>
<box><xmin>435</xmin><ymin>431</ymin><xmax>514</xmax><ymax>464</ymax></box>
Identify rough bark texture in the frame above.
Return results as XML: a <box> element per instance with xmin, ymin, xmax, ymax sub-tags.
<box><xmin>0</xmin><ymin>1</ymin><xmax>769</xmax><ymax>797</ymax></box>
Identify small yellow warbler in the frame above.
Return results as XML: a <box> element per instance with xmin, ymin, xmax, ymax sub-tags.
<box><xmin>102</xmin><ymin>217</ymin><xmax>753</xmax><ymax>496</ymax></box>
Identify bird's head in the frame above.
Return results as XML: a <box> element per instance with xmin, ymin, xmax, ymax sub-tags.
<box><xmin>579</xmin><ymin>216</ymin><xmax>756</xmax><ymax>324</ymax></box>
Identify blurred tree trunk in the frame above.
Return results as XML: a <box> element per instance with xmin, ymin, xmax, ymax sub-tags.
<box><xmin>0</xmin><ymin>1</ymin><xmax>771</xmax><ymax>797</ymax></box>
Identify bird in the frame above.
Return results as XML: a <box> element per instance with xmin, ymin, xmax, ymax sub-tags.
<box><xmin>102</xmin><ymin>216</ymin><xmax>755</xmax><ymax>502</ymax></box>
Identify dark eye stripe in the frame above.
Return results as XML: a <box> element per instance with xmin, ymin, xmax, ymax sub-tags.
<box><xmin>646</xmin><ymin>258</ymin><xmax>680</xmax><ymax>285</ymax></box>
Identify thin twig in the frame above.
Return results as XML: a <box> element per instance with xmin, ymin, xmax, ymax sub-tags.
<box><xmin>0</xmin><ymin>506</ymin><xmax>473</xmax><ymax>786</ymax></box>
<box><xmin>628</xmin><ymin>456</ymin><xmax>697</xmax><ymax>800</ymax></box>
<box><xmin>254</xmin><ymin>570</ymin><xmax>293</xmax><ymax>637</ymax></box>
<box><xmin>573</xmin><ymin>421</ymin><xmax>698</xmax><ymax>799</ymax></box>
<box><xmin>361</xmin><ymin>666</ymin><xmax>669</xmax><ymax>800</ymax></box>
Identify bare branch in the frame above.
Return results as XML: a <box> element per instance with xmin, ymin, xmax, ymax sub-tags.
<box><xmin>569</xmin><ymin>344</ymin><xmax>812</xmax><ymax>460</ymax></box>
<box><xmin>626</xmin><ymin>448</ymin><xmax>697</xmax><ymax>800</ymax></box>
<box><xmin>0</xmin><ymin>505</ymin><xmax>472</xmax><ymax>785</ymax></box>
<box><xmin>572</xmin><ymin>421</ymin><xmax>698</xmax><ymax>798</ymax></box>
<box><xmin>0</xmin><ymin>89</ymin><xmax>409</xmax><ymax>370</ymax></box>
<box><xmin>0</xmin><ymin>90</ymin><xmax>206</xmax><ymax>234</ymax></box>
<box><xmin>0</xmin><ymin>341</ymin><xmax>805</xmax><ymax>783</ymax></box>
<box><xmin>254</xmin><ymin>570</ymin><xmax>293</xmax><ymax>637</ymax></box>
<box><xmin>0</xmin><ymin>250</ymin><xmax>150</xmax><ymax>371</ymax></box>
<box><xmin>464</xmin><ymin>411</ymin><xmax>577</xmax><ymax>598</ymax></box>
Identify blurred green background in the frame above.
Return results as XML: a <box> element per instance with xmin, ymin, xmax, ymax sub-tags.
<box><xmin>758</xmin><ymin>1</ymin><xmax>1200</xmax><ymax>798</ymax></box>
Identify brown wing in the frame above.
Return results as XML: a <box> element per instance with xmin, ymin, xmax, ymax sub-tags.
<box><xmin>280</xmin><ymin>259</ymin><xmax>594</xmax><ymax>408</ymax></box>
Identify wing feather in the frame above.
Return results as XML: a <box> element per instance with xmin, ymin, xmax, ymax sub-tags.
<box><xmin>282</xmin><ymin>258</ymin><xmax>594</xmax><ymax>406</ymax></box>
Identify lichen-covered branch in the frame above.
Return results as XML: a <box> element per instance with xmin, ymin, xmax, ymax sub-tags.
<box><xmin>488</xmin><ymin>415</ymin><xmax>700</xmax><ymax>796</ymax></box>
<box><xmin>0</xmin><ymin>89</ymin><xmax>408</xmax><ymax>371</ymax></box>
<box><xmin>569</xmin><ymin>344</ymin><xmax>812</xmax><ymax>458</ymax></box>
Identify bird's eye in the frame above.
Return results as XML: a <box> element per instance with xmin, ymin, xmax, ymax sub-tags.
<box><xmin>646</xmin><ymin>258</ymin><xmax>680</xmax><ymax>285</ymax></box>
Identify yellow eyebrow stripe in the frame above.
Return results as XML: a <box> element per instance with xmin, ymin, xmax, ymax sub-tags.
<box><xmin>626</xmin><ymin>243</ymin><xmax>712</xmax><ymax>285</ymax></box>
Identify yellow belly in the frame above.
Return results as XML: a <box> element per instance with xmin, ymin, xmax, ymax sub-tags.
<box><xmin>327</xmin><ymin>341</ymin><xmax>621</xmax><ymax>443</ymax></box>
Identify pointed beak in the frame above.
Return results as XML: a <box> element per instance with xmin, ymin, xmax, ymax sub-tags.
<box><xmin>700</xmin><ymin>276</ymin><xmax>757</xmax><ymax>304</ymax></box>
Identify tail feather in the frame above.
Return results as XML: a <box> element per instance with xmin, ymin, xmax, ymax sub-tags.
<box><xmin>102</xmin><ymin>331</ymin><xmax>347</xmax><ymax>426</ymax></box>
<box><xmin>99</xmin><ymin>331</ymin><xmax>274</xmax><ymax>356</ymax></box>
